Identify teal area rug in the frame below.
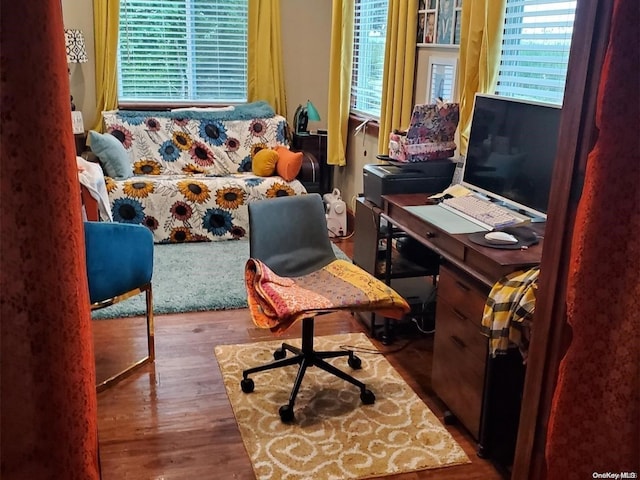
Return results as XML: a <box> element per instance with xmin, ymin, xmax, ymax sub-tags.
<box><xmin>92</xmin><ymin>240</ymin><xmax>349</xmax><ymax>319</ymax></box>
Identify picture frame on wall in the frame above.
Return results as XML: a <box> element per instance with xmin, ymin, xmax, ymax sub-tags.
<box><xmin>418</xmin><ymin>0</ymin><xmax>462</xmax><ymax>47</ymax></box>
<box><xmin>425</xmin><ymin>12</ymin><xmax>436</xmax><ymax>44</ymax></box>
<box><xmin>426</xmin><ymin>57</ymin><xmax>458</xmax><ymax>104</ymax></box>
<box><xmin>417</xmin><ymin>12</ymin><xmax>426</xmax><ymax>43</ymax></box>
<box><xmin>454</xmin><ymin>8</ymin><xmax>463</xmax><ymax>44</ymax></box>
<box><xmin>436</xmin><ymin>0</ymin><xmax>455</xmax><ymax>44</ymax></box>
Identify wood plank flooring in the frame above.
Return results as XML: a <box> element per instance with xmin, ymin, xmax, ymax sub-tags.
<box><xmin>95</xmin><ymin>237</ymin><xmax>507</xmax><ymax>479</ymax></box>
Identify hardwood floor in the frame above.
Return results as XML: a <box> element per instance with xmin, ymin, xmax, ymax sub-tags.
<box><xmin>95</xmin><ymin>237</ymin><xmax>507</xmax><ymax>479</ymax></box>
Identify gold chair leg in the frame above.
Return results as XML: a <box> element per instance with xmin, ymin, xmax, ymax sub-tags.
<box><xmin>146</xmin><ymin>285</ymin><xmax>155</xmax><ymax>361</ymax></box>
<box><xmin>95</xmin><ymin>283</ymin><xmax>155</xmax><ymax>392</ymax></box>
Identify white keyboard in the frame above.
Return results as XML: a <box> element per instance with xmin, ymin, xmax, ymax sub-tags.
<box><xmin>441</xmin><ymin>195</ymin><xmax>529</xmax><ymax>229</ymax></box>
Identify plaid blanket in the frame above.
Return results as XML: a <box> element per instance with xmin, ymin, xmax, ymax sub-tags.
<box><xmin>481</xmin><ymin>267</ymin><xmax>540</xmax><ymax>361</ymax></box>
<box><xmin>245</xmin><ymin>258</ymin><xmax>410</xmax><ymax>335</ymax></box>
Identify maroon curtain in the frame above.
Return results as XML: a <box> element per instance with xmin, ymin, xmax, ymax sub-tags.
<box><xmin>0</xmin><ymin>0</ymin><xmax>100</xmax><ymax>478</ymax></box>
<box><xmin>545</xmin><ymin>0</ymin><xmax>639</xmax><ymax>477</ymax></box>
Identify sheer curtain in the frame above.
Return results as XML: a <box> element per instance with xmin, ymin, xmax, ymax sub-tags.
<box><xmin>457</xmin><ymin>0</ymin><xmax>505</xmax><ymax>155</ymax></box>
<box><xmin>326</xmin><ymin>0</ymin><xmax>355</xmax><ymax>166</ymax></box>
<box><xmin>377</xmin><ymin>0</ymin><xmax>418</xmax><ymax>156</ymax></box>
<box><xmin>91</xmin><ymin>0</ymin><xmax>120</xmax><ymax>131</ymax></box>
<box><xmin>248</xmin><ymin>0</ymin><xmax>287</xmax><ymax>116</ymax></box>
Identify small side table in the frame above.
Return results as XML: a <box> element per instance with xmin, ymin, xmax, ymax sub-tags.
<box><xmin>291</xmin><ymin>132</ymin><xmax>332</xmax><ymax>195</ymax></box>
<box><xmin>74</xmin><ymin>132</ymin><xmax>88</xmax><ymax>156</ymax></box>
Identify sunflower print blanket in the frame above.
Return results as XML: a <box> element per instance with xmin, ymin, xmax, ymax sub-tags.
<box><xmin>101</xmin><ymin>104</ymin><xmax>307</xmax><ymax>243</ymax></box>
<box><xmin>245</xmin><ymin>258</ymin><xmax>410</xmax><ymax>334</ymax></box>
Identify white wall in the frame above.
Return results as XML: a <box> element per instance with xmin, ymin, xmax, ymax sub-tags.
<box><xmin>61</xmin><ymin>0</ymin><xmax>97</xmax><ymax>129</ymax></box>
<box><xmin>280</xmin><ymin>0</ymin><xmax>332</xmax><ymax>131</ymax></box>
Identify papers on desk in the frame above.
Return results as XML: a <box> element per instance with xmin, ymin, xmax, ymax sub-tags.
<box><xmin>429</xmin><ymin>183</ymin><xmax>472</xmax><ymax>200</ymax></box>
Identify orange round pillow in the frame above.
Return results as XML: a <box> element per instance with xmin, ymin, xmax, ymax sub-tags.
<box><xmin>275</xmin><ymin>146</ymin><xmax>303</xmax><ymax>181</ymax></box>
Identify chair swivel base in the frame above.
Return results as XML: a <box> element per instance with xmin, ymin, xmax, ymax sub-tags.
<box><xmin>240</xmin><ymin>317</ymin><xmax>375</xmax><ymax>422</ymax></box>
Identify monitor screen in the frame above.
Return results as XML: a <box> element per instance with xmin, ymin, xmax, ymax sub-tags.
<box><xmin>461</xmin><ymin>94</ymin><xmax>561</xmax><ymax>218</ymax></box>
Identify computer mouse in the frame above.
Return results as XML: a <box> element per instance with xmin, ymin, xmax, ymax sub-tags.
<box><xmin>484</xmin><ymin>231</ymin><xmax>519</xmax><ymax>245</ymax></box>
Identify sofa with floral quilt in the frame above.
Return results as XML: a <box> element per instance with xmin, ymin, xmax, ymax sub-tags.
<box><xmin>91</xmin><ymin>102</ymin><xmax>307</xmax><ymax>243</ymax></box>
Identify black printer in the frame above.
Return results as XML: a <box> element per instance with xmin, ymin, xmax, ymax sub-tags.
<box><xmin>363</xmin><ymin>160</ymin><xmax>456</xmax><ymax>207</ymax></box>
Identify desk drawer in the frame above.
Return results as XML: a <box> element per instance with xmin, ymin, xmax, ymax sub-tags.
<box><xmin>418</xmin><ymin>225</ymin><xmax>465</xmax><ymax>260</ymax></box>
<box><xmin>385</xmin><ymin>204</ymin><xmax>465</xmax><ymax>260</ymax></box>
<box><xmin>432</xmin><ymin>309</ymin><xmax>486</xmax><ymax>439</ymax></box>
<box><xmin>437</xmin><ymin>265</ymin><xmax>488</xmax><ymax>328</ymax></box>
<box><xmin>436</xmin><ymin>298</ymin><xmax>488</xmax><ymax>364</ymax></box>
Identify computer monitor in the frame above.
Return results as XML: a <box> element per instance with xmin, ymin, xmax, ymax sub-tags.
<box><xmin>461</xmin><ymin>94</ymin><xmax>561</xmax><ymax>219</ymax></box>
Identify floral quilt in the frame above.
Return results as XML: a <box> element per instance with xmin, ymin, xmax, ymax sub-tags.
<box><xmin>245</xmin><ymin>258</ymin><xmax>410</xmax><ymax>335</ymax></box>
<box><xmin>101</xmin><ymin>103</ymin><xmax>307</xmax><ymax>243</ymax></box>
<box><xmin>106</xmin><ymin>174</ymin><xmax>306</xmax><ymax>243</ymax></box>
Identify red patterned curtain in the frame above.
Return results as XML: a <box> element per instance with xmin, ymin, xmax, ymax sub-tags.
<box><xmin>545</xmin><ymin>0</ymin><xmax>639</xmax><ymax>476</ymax></box>
<box><xmin>0</xmin><ymin>0</ymin><xmax>100</xmax><ymax>478</ymax></box>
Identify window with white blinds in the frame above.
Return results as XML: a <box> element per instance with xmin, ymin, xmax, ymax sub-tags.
<box><xmin>351</xmin><ymin>0</ymin><xmax>389</xmax><ymax>118</ymax></box>
<box><xmin>496</xmin><ymin>0</ymin><xmax>576</xmax><ymax>105</ymax></box>
<box><xmin>118</xmin><ymin>0</ymin><xmax>248</xmax><ymax>104</ymax></box>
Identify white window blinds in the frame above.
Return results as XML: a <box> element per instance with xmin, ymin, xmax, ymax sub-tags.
<box><xmin>118</xmin><ymin>0</ymin><xmax>248</xmax><ymax>104</ymax></box>
<box><xmin>496</xmin><ymin>0</ymin><xmax>576</xmax><ymax>105</ymax></box>
<box><xmin>351</xmin><ymin>0</ymin><xmax>389</xmax><ymax>118</ymax></box>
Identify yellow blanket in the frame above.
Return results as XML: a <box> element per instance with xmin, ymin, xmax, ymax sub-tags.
<box><xmin>245</xmin><ymin>258</ymin><xmax>410</xmax><ymax>334</ymax></box>
<box><xmin>481</xmin><ymin>267</ymin><xmax>540</xmax><ymax>361</ymax></box>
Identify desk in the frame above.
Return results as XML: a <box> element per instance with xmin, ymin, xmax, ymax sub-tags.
<box><xmin>382</xmin><ymin>194</ymin><xmax>543</xmax><ymax>285</ymax></box>
<box><xmin>381</xmin><ymin>193</ymin><xmax>544</xmax><ymax>466</ymax></box>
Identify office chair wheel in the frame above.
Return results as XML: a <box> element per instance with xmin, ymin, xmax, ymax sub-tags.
<box><xmin>348</xmin><ymin>355</ymin><xmax>362</xmax><ymax>369</ymax></box>
<box><xmin>240</xmin><ymin>378</ymin><xmax>255</xmax><ymax>393</ymax></box>
<box><xmin>273</xmin><ymin>347</ymin><xmax>286</xmax><ymax>360</ymax></box>
<box><xmin>360</xmin><ymin>389</ymin><xmax>375</xmax><ymax>404</ymax></box>
<box><xmin>279</xmin><ymin>404</ymin><xmax>295</xmax><ymax>423</ymax></box>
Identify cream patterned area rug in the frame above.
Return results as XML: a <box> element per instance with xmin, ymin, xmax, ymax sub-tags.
<box><xmin>214</xmin><ymin>332</ymin><xmax>469</xmax><ymax>480</ymax></box>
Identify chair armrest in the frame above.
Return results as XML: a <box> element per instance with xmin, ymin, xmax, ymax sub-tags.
<box><xmin>84</xmin><ymin>222</ymin><xmax>154</xmax><ymax>303</ymax></box>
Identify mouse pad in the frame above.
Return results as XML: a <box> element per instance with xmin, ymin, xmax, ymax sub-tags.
<box><xmin>468</xmin><ymin>226</ymin><xmax>540</xmax><ymax>249</ymax></box>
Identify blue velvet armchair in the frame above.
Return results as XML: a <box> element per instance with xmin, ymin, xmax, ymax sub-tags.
<box><xmin>84</xmin><ymin>221</ymin><xmax>155</xmax><ymax>391</ymax></box>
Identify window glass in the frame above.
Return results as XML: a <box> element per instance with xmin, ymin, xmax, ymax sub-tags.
<box><xmin>118</xmin><ymin>0</ymin><xmax>248</xmax><ymax>104</ymax></box>
<box><xmin>496</xmin><ymin>0</ymin><xmax>577</xmax><ymax>105</ymax></box>
<box><xmin>351</xmin><ymin>0</ymin><xmax>389</xmax><ymax>118</ymax></box>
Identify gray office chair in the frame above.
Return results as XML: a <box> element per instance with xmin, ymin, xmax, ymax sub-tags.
<box><xmin>241</xmin><ymin>194</ymin><xmax>409</xmax><ymax>422</ymax></box>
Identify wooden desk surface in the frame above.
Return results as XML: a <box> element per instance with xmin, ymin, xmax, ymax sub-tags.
<box><xmin>381</xmin><ymin>193</ymin><xmax>545</xmax><ymax>287</ymax></box>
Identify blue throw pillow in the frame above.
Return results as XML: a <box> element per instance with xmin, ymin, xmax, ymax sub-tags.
<box><xmin>88</xmin><ymin>130</ymin><xmax>133</xmax><ymax>179</ymax></box>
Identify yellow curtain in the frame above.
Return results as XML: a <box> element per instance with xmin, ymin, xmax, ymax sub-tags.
<box><xmin>457</xmin><ymin>0</ymin><xmax>506</xmax><ymax>155</ymax></box>
<box><xmin>91</xmin><ymin>0</ymin><xmax>120</xmax><ymax>131</ymax></box>
<box><xmin>326</xmin><ymin>0</ymin><xmax>354</xmax><ymax>167</ymax></box>
<box><xmin>377</xmin><ymin>0</ymin><xmax>418</xmax><ymax>156</ymax></box>
<box><xmin>247</xmin><ymin>0</ymin><xmax>287</xmax><ymax>116</ymax></box>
